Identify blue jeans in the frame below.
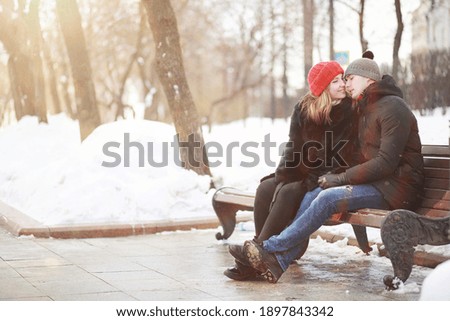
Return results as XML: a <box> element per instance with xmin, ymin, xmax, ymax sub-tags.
<box><xmin>262</xmin><ymin>184</ymin><xmax>389</xmax><ymax>271</ymax></box>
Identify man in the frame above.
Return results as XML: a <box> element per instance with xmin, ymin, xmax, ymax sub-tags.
<box><xmin>237</xmin><ymin>52</ymin><xmax>425</xmax><ymax>284</ymax></box>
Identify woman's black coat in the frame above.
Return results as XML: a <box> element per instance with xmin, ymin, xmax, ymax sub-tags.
<box><xmin>275</xmin><ymin>96</ymin><xmax>355</xmax><ymax>191</ymax></box>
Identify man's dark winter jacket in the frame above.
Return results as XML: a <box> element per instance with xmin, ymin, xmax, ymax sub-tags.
<box><xmin>275</xmin><ymin>96</ymin><xmax>355</xmax><ymax>190</ymax></box>
<box><xmin>345</xmin><ymin>75</ymin><xmax>424</xmax><ymax>210</ymax></box>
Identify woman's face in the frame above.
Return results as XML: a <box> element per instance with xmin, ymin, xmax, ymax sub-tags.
<box><xmin>328</xmin><ymin>74</ymin><xmax>346</xmax><ymax>100</ymax></box>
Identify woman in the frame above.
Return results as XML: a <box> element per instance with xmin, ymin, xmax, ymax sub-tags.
<box><xmin>225</xmin><ymin>61</ymin><xmax>356</xmax><ymax>281</ymax></box>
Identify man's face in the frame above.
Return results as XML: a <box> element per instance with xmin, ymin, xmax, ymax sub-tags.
<box><xmin>345</xmin><ymin>74</ymin><xmax>371</xmax><ymax>99</ymax></box>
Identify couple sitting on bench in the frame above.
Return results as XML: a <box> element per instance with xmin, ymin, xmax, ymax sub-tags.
<box><xmin>224</xmin><ymin>52</ymin><xmax>425</xmax><ymax>284</ymax></box>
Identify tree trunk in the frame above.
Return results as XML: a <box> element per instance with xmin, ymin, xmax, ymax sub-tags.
<box><xmin>0</xmin><ymin>3</ymin><xmax>37</xmax><ymax>121</ymax></box>
<box><xmin>28</xmin><ymin>0</ymin><xmax>48</xmax><ymax>123</ymax></box>
<box><xmin>144</xmin><ymin>88</ymin><xmax>160</xmax><ymax>121</ymax></box>
<box><xmin>281</xmin><ymin>43</ymin><xmax>289</xmax><ymax>118</ymax></box>
<box><xmin>303</xmin><ymin>0</ymin><xmax>314</xmax><ymax>87</ymax></box>
<box><xmin>329</xmin><ymin>0</ymin><xmax>335</xmax><ymax>61</ymax></box>
<box><xmin>115</xmin><ymin>2</ymin><xmax>148</xmax><ymax>121</ymax></box>
<box><xmin>393</xmin><ymin>0</ymin><xmax>404</xmax><ymax>81</ymax></box>
<box><xmin>42</xmin><ymin>41</ymin><xmax>62</xmax><ymax>115</ymax></box>
<box><xmin>142</xmin><ymin>61</ymin><xmax>161</xmax><ymax>121</ymax></box>
<box><xmin>7</xmin><ymin>56</ymin><xmax>25</xmax><ymax>120</ymax></box>
<box><xmin>142</xmin><ymin>0</ymin><xmax>212</xmax><ymax>178</ymax></box>
<box><xmin>359</xmin><ymin>0</ymin><xmax>368</xmax><ymax>53</ymax></box>
<box><xmin>56</xmin><ymin>0</ymin><xmax>101</xmax><ymax>141</ymax></box>
<box><xmin>281</xmin><ymin>2</ymin><xmax>289</xmax><ymax>118</ymax></box>
<box><xmin>59</xmin><ymin>58</ymin><xmax>77</xmax><ymax>120</ymax></box>
<box><xmin>269</xmin><ymin>0</ymin><xmax>276</xmax><ymax>120</ymax></box>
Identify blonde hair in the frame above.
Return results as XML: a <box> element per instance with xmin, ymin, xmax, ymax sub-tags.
<box><xmin>300</xmin><ymin>87</ymin><xmax>334</xmax><ymax>125</ymax></box>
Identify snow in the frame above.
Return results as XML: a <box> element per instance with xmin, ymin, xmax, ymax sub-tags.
<box><xmin>305</xmin><ymin>237</ymin><xmax>424</xmax><ymax>296</ymax></box>
<box><xmin>0</xmin><ymin>108</ymin><xmax>447</xmax><ymax>227</ymax></box>
<box><xmin>0</xmin><ymin>107</ymin><xmax>448</xmax><ymax>297</ymax></box>
<box><xmin>420</xmin><ymin>259</ymin><xmax>450</xmax><ymax>300</ymax></box>
<box><xmin>0</xmin><ymin>116</ymin><xmax>213</xmax><ymax>225</ymax></box>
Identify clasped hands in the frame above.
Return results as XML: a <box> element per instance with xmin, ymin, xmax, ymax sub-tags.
<box><xmin>318</xmin><ymin>172</ymin><xmax>348</xmax><ymax>189</ymax></box>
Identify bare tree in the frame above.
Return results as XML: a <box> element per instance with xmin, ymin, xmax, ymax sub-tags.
<box><xmin>337</xmin><ymin>0</ymin><xmax>368</xmax><ymax>53</ymax></box>
<box><xmin>0</xmin><ymin>0</ymin><xmax>303</xmax><ymax>130</ymax></box>
<box><xmin>142</xmin><ymin>0</ymin><xmax>212</xmax><ymax>178</ymax></box>
<box><xmin>303</xmin><ymin>0</ymin><xmax>314</xmax><ymax>86</ymax></box>
<box><xmin>58</xmin><ymin>54</ymin><xmax>77</xmax><ymax>120</ymax></box>
<box><xmin>45</xmin><ymin>20</ymin><xmax>77</xmax><ymax>119</ymax></box>
<box><xmin>28</xmin><ymin>0</ymin><xmax>48</xmax><ymax>123</ymax></box>
<box><xmin>109</xmin><ymin>11</ymin><xmax>147</xmax><ymax>121</ymax></box>
<box><xmin>56</xmin><ymin>0</ymin><xmax>101</xmax><ymax>141</ymax></box>
<box><xmin>205</xmin><ymin>0</ymin><xmax>270</xmax><ymax>126</ymax></box>
<box><xmin>142</xmin><ymin>62</ymin><xmax>163</xmax><ymax>121</ymax></box>
<box><xmin>281</xmin><ymin>1</ymin><xmax>290</xmax><ymax>117</ymax></box>
<box><xmin>81</xmin><ymin>0</ymin><xmax>142</xmax><ymax>122</ymax></box>
<box><xmin>0</xmin><ymin>0</ymin><xmax>47</xmax><ymax>122</ymax></box>
<box><xmin>269</xmin><ymin>0</ymin><xmax>277</xmax><ymax>120</ymax></box>
<box><xmin>359</xmin><ymin>0</ymin><xmax>368</xmax><ymax>53</ymax></box>
<box><xmin>329</xmin><ymin>0</ymin><xmax>335</xmax><ymax>60</ymax></box>
<box><xmin>42</xmin><ymin>40</ymin><xmax>62</xmax><ymax>115</ymax></box>
<box><xmin>393</xmin><ymin>0</ymin><xmax>404</xmax><ymax>81</ymax></box>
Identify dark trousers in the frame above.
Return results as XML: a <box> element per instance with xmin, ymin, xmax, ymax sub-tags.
<box><xmin>253</xmin><ymin>177</ymin><xmax>306</xmax><ymax>242</ymax></box>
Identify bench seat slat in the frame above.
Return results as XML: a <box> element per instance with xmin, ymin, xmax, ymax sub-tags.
<box><xmin>214</xmin><ymin>193</ymin><xmax>255</xmax><ymax>208</ymax></box>
<box><xmin>352</xmin><ymin>208</ymin><xmax>390</xmax><ymax>216</ymax></box>
<box><xmin>217</xmin><ymin>188</ymin><xmax>256</xmax><ymax>197</ymax></box>
<box><xmin>328</xmin><ymin>212</ymin><xmax>385</xmax><ymax>228</ymax></box>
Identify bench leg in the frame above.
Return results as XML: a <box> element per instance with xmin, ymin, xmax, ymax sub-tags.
<box><xmin>351</xmin><ymin>225</ymin><xmax>372</xmax><ymax>254</ymax></box>
<box><xmin>212</xmin><ymin>201</ymin><xmax>240</xmax><ymax>240</ymax></box>
<box><xmin>381</xmin><ymin>209</ymin><xmax>450</xmax><ymax>290</ymax></box>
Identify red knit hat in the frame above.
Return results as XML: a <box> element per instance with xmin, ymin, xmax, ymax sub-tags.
<box><xmin>307</xmin><ymin>61</ymin><xmax>344</xmax><ymax>96</ymax></box>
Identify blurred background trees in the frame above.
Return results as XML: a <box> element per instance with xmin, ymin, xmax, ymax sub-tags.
<box><xmin>0</xmin><ymin>0</ymin><xmax>448</xmax><ymax>133</ymax></box>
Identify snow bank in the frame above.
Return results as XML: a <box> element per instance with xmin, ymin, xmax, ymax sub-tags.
<box><xmin>420</xmin><ymin>259</ymin><xmax>450</xmax><ymax>300</ymax></box>
<box><xmin>0</xmin><ymin>108</ymin><xmax>447</xmax><ymax>229</ymax></box>
<box><xmin>0</xmin><ymin>116</ymin><xmax>212</xmax><ymax>225</ymax></box>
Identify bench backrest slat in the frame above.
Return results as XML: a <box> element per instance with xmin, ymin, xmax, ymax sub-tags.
<box><xmin>421</xmin><ymin>145</ymin><xmax>450</xmax><ymax>156</ymax></box>
<box><xmin>213</xmin><ymin>145</ymin><xmax>450</xmax><ymax>232</ymax></box>
<box><xmin>423</xmin><ymin>188</ymin><xmax>450</xmax><ymax>201</ymax></box>
<box><xmin>424</xmin><ymin>178</ymin><xmax>450</xmax><ymax>189</ymax></box>
<box><xmin>423</xmin><ymin>168</ymin><xmax>449</xmax><ymax>179</ymax></box>
<box><xmin>424</xmin><ymin>158</ymin><xmax>450</xmax><ymax>168</ymax></box>
<box><xmin>421</xmin><ymin>145</ymin><xmax>449</xmax><ymax>211</ymax></box>
<box><xmin>420</xmin><ymin>199</ymin><xmax>450</xmax><ymax>211</ymax></box>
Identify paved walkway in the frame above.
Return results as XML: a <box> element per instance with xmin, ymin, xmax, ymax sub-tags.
<box><xmin>0</xmin><ymin>226</ymin><xmax>429</xmax><ymax>301</ymax></box>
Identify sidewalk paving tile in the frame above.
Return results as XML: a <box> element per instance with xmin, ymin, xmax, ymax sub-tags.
<box><xmin>0</xmin><ymin>225</ymin><xmax>431</xmax><ymax>301</ymax></box>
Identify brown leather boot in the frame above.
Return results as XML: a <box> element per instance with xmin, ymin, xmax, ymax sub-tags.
<box><xmin>223</xmin><ymin>261</ymin><xmax>259</xmax><ymax>281</ymax></box>
<box><xmin>243</xmin><ymin>240</ymin><xmax>284</xmax><ymax>283</ymax></box>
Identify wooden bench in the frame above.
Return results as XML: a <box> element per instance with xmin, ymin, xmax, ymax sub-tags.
<box><xmin>212</xmin><ymin>144</ymin><xmax>450</xmax><ymax>287</ymax></box>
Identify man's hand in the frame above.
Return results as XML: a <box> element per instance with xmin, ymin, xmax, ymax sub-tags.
<box><xmin>318</xmin><ymin>172</ymin><xmax>348</xmax><ymax>189</ymax></box>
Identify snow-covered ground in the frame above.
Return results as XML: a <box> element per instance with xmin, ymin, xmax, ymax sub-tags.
<box><xmin>0</xmin><ymin>107</ymin><xmax>448</xmax><ymax>298</ymax></box>
<box><xmin>0</xmin><ymin>108</ymin><xmax>447</xmax><ymax>227</ymax></box>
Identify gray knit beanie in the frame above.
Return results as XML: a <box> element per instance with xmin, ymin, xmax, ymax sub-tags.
<box><xmin>345</xmin><ymin>51</ymin><xmax>381</xmax><ymax>81</ymax></box>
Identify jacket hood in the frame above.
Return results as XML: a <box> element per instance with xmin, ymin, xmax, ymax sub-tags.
<box><xmin>363</xmin><ymin>75</ymin><xmax>403</xmax><ymax>106</ymax></box>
